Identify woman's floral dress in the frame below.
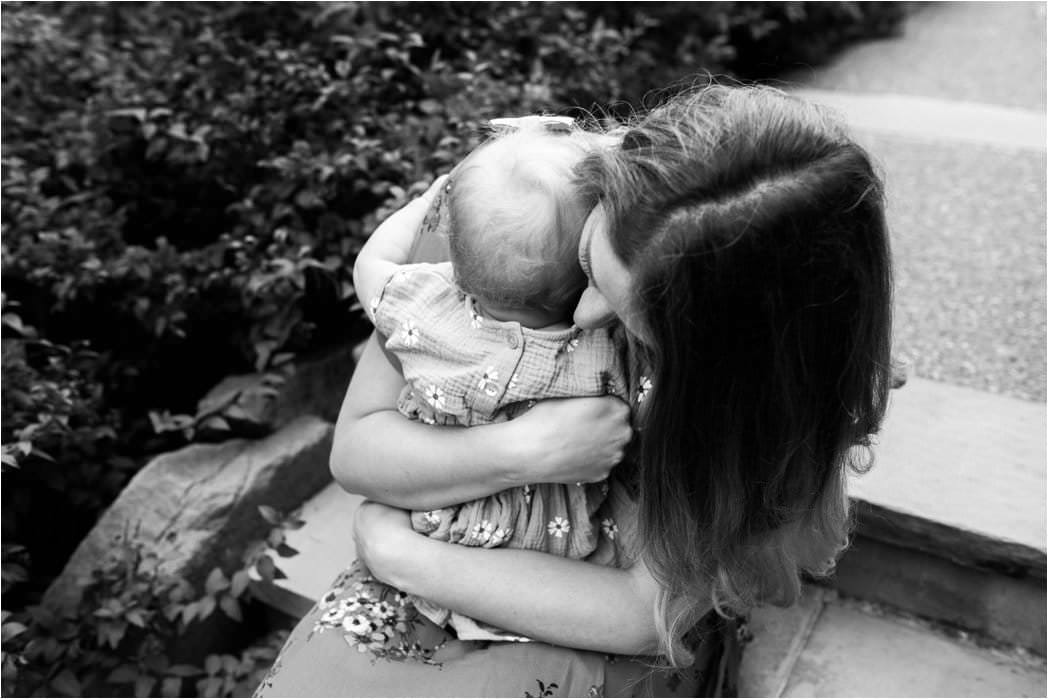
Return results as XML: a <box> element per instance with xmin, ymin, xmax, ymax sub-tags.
<box><xmin>253</xmin><ymin>478</ymin><xmax>744</xmax><ymax>698</ymax></box>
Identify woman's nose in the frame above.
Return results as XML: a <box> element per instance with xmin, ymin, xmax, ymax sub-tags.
<box><xmin>573</xmin><ymin>287</ymin><xmax>617</xmax><ymax>329</ymax></box>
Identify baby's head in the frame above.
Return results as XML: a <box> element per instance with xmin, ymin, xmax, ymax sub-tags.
<box><xmin>447</xmin><ymin>120</ymin><xmax>600</xmax><ymax>324</ymax></box>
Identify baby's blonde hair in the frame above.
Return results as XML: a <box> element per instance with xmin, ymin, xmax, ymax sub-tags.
<box><xmin>447</xmin><ymin>122</ymin><xmax>599</xmax><ymax>318</ymax></box>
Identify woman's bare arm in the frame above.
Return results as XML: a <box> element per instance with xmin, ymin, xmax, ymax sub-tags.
<box><xmin>330</xmin><ymin>334</ymin><xmax>631</xmax><ymax>510</ymax></box>
<box><xmin>330</xmin><ymin>334</ymin><xmax>523</xmax><ymax>509</ymax></box>
<box><xmin>354</xmin><ymin>501</ymin><xmax>665</xmax><ymax>655</ymax></box>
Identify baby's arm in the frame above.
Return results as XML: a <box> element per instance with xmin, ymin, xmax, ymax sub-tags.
<box><xmin>331</xmin><ymin>334</ymin><xmax>630</xmax><ymax>510</ymax></box>
<box><xmin>352</xmin><ymin>176</ymin><xmax>448</xmax><ymax>310</ymax></box>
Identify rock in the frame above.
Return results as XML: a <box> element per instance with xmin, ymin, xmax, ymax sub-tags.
<box><xmin>43</xmin><ymin>416</ymin><xmax>334</xmax><ymax>614</ymax></box>
<box><xmin>195</xmin><ymin>343</ymin><xmax>355</xmax><ymax>437</ymax></box>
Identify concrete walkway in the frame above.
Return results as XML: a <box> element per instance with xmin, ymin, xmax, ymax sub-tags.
<box><xmin>742</xmin><ymin>587</ymin><xmax>1046</xmax><ymax>698</ymax></box>
<box><xmin>740</xmin><ymin>3</ymin><xmax>1048</xmax><ymax>695</ymax></box>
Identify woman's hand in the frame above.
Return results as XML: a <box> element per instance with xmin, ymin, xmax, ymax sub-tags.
<box><xmin>507</xmin><ymin>396</ymin><xmax>632</xmax><ymax>486</ymax></box>
<box><xmin>352</xmin><ymin>500</ymin><xmax>421</xmax><ymax>589</ymax></box>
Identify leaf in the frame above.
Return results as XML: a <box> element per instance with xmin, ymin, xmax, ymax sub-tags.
<box><xmin>1</xmin><ymin>622</ymin><xmax>27</xmax><ymax>642</ymax></box>
<box><xmin>100</xmin><ymin>620</ymin><xmax>127</xmax><ymax>649</ymax></box>
<box><xmin>166</xmin><ymin>664</ymin><xmax>200</xmax><ymax>678</ymax></box>
<box><xmin>197</xmin><ymin>415</ymin><xmax>231</xmax><ymax>433</ymax></box>
<box><xmin>1</xmin><ymin>563</ymin><xmax>28</xmax><ymax>584</ymax></box>
<box><xmin>180</xmin><ymin>601</ymin><xmax>199</xmax><ymax>626</ymax></box>
<box><xmin>257</xmin><ymin>505</ymin><xmax>281</xmax><ymax>525</ymax></box>
<box><xmin>125</xmin><ymin>609</ymin><xmax>148</xmax><ymax>628</ymax></box>
<box><xmin>50</xmin><ymin>669</ymin><xmax>81</xmax><ymax>696</ymax></box>
<box><xmin>204</xmin><ymin>654</ymin><xmax>222</xmax><ymax>676</ymax></box>
<box><xmin>218</xmin><ymin>594</ymin><xmax>242</xmax><ymax>622</ymax></box>
<box><xmin>230</xmin><ymin>570</ymin><xmax>251</xmax><ymax>598</ymax></box>
<box><xmin>198</xmin><ymin>594</ymin><xmax>217</xmax><ymax>620</ymax></box>
<box><xmin>204</xmin><ymin>568</ymin><xmax>229</xmax><ymax>595</ymax></box>
<box><xmin>266</xmin><ymin>529</ymin><xmax>285</xmax><ymax>548</ymax></box>
<box><xmin>161</xmin><ymin>677</ymin><xmax>182</xmax><ymax>698</ymax></box>
<box><xmin>143</xmin><ymin>654</ymin><xmax>170</xmax><ymax>675</ymax></box>
<box><xmin>199</xmin><ymin>675</ymin><xmax>223</xmax><ymax>698</ymax></box>
<box><xmin>135</xmin><ymin>674</ymin><xmax>157</xmax><ymax>698</ymax></box>
<box><xmin>107</xmin><ymin>664</ymin><xmax>139</xmax><ymax>684</ymax></box>
<box><xmin>275</xmin><ymin>542</ymin><xmax>299</xmax><ymax>558</ymax></box>
<box><xmin>255</xmin><ymin>555</ymin><xmax>276</xmax><ymax>582</ymax></box>
<box><xmin>282</xmin><ymin>515</ymin><xmax>306</xmax><ymax>530</ymax></box>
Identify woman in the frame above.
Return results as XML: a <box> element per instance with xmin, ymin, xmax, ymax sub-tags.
<box><xmin>256</xmin><ymin>85</ymin><xmax>893</xmax><ymax>697</ymax></box>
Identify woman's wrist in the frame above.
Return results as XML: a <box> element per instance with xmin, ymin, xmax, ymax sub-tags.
<box><xmin>373</xmin><ymin>530</ymin><xmax>443</xmax><ymax>595</ymax></box>
<box><xmin>489</xmin><ymin>418</ymin><xmax>539</xmax><ymax>488</ymax></box>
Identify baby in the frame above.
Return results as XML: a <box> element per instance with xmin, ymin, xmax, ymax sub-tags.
<box><xmin>353</xmin><ymin>117</ymin><xmax>628</xmax><ymax>641</ymax></box>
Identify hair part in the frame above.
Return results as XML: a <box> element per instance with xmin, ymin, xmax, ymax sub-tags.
<box><xmin>447</xmin><ymin>123</ymin><xmax>599</xmax><ymax>317</ymax></box>
<box><xmin>577</xmin><ymin>85</ymin><xmax>893</xmax><ymax>667</ymax></box>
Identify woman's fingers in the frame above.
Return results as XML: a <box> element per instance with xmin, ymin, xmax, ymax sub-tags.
<box><xmin>514</xmin><ymin>396</ymin><xmax>634</xmax><ymax>484</ymax></box>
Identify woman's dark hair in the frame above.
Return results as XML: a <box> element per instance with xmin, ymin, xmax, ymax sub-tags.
<box><xmin>576</xmin><ymin>85</ymin><xmax>893</xmax><ymax>666</ymax></box>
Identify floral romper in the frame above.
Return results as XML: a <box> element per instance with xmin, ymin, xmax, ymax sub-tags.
<box><xmin>364</xmin><ymin>261</ymin><xmax>630</xmax><ymax>641</ymax></box>
<box><xmin>254</xmin><ymin>477</ymin><xmax>745</xmax><ymax>698</ymax></box>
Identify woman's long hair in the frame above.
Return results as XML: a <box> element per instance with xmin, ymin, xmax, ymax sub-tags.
<box><xmin>576</xmin><ymin>85</ymin><xmax>893</xmax><ymax>666</ymax></box>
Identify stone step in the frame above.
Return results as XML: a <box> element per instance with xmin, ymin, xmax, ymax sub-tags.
<box><xmin>742</xmin><ymin>587</ymin><xmax>1047</xmax><ymax>698</ymax></box>
<box><xmin>851</xmin><ymin>377</ymin><xmax>1045</xmax><ymax>566</ymax></box>
<box><xmin>841</xmin><ymin>376</ymin><xmax>1046</xmax><ymax>653</ymax></box>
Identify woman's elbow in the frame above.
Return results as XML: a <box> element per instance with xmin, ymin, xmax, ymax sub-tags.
<box><xmin>613</xmin><ymin>620</ymin><xmax>660</xmax><ymax>657</ymax></box>
<box><xmin>328</xmin><ymin>428</ymin><xmax>369</xmax><ymax>497</ymax></box>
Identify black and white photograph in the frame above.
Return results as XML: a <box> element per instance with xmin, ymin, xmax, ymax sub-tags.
<box><xmin>1</xmin><ymin>2</ymin><xmax>1045</xmax><ymax>697</ymax></box>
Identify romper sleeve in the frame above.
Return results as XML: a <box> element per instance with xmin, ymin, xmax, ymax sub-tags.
<box><xmin>366</xmin><ymin>262</ymin><xmax>457</xmax><ymax>342</ymax></box>
<box><xmin>585</xmin><ymin>475</ymin><xmax>642</xmax><ymax>570</ymax></box>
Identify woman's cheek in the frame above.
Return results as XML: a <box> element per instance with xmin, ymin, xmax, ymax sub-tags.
<box><xmin>573</xmin><ymin>287</ymin><xmax>617</xmax><ymax>330</ymax></box>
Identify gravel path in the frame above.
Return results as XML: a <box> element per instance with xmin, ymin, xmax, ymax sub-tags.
<box><xmin>872</xmin><ymin>132</ymin><xmax>1046</xmax><ymax>401</ymax></box>
<box><xmin>788</xmin><ymin>2</ymin><xmax>1046</xmax><ymax>402</ymax></box>
<box><xmin>793</xmin><ymin>1</ymin><xmax>1047</xmax><ymax>111</ymax></box>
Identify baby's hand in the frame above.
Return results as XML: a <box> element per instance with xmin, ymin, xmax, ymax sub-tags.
<box><xmin>508</xmin><ymin>396</ymin><xmax>632</xmax><ymax>486</ymax></box>
<box><xmin>353</xmin><ymin>174</ymin><xmax>450</xmax><ymax>315</ymax></box>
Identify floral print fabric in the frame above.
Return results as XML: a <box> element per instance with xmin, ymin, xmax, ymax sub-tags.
<box><xmin>254</xmin><ymin>481</ymin><xmax>743</xmax><ymax>697</ymax></box>
<box><xmin>365</xmin><ymin>261</ymin><xmax>630</xmax><ymax>639</ymax></box>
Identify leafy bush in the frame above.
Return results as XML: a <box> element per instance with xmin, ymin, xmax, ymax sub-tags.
<box><xmin>1</xmin><ymin>505</ymin><xmax>299</xmax><ymax>698</ymax></box>
<box><xmin>2</xmin><ymin>2</ymin><xmax>906</xmax><ymax>695</ymax></box>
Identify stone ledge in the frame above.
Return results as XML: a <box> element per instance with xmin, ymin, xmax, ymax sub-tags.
<box><xmin>44</xmin><ymin>416</ymin><xmax>334</xmax><ymax>615</ymax></box>
<box><xmin>783</xmin><ymin>597</ymin><xmax>1046</xmax><ymax>697</ymax></box>
<box><xmin>853</xmin><ymin>499</ymin><xmax>1045</xmax><ymax>581</ymax></box>
<box><xmin>740</xmin><ymin>586</ymin><xmax>829</xmax><ymax>698</ymax></box>
<box><xmin>849</xmin><ymin>377</ymin><xmax>1046</xmax><ymax>578</ymax></box>
<box><xmin>833</xmin><ymin>533</ymin><xmax>1046</xmax><ymax>654</ymax></box>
